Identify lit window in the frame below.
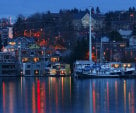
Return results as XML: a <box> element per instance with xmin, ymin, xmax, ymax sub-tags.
<box><xmin>34</xmin><ymin>70</ymin><xmax>39</xmax><ymax>75</ymax></box>
<box><xmin>51</xmin><ymin>57</ymin><xmax>59</xmax><ymax>62</ymax></box>
<box><xmin>9</xmin><ymin>42</ymin><xmax>16</xmax><ymax>46</ymax></box>
<box><xmin>127</xmin><ymin>64</ymin><xmax>131</xmax><ymax>68</ymax></box>
<box><xmin>33</xmin><ymin>58</ymin><xmax>39</xmax><ymax>62</ymax></box>
<box><xmin>123</xmin><ymin>64</ymin><xmax>127</xmax><ymax>68</ymax></box>
<box><xmin>115</xmin><ymin>64</ymin><xmax>119</xmax><ymax>68</ymax></box>
<box><xmin>22</xmin><ymin>58</ymin><xmax>29</xmax><ymax>62</ymax></box>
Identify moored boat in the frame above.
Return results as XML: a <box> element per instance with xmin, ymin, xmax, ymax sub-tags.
<box><xmin>45</xmin><ymin>63</ymin><xmax>71</xmax><ymax>76</ymax></box>
<box><xmin>74</xmin><ymin>61</ymin><xmax>136</xmax><ymax>78</ymax></box>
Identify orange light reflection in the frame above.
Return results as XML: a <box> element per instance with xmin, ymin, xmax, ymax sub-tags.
<box><xmin>92</xmin><ymin>82</ymin><xmax>96</xmax><ymax>113</ymax></box>
<box><xmin>70</xmin><ymin>77</ymin><xmax>71</xmax><ymax>104</ymax></box>
<box><xmin>62</xmin><ymin>77</ymin><xmax>64</xmax><ymax>105</ymax></box>
<box><xmin>9</xmin><ymin>83</ymin><xmax>14</xmax><ymax>113</ymax></box>
<box><xmin>115</xmin><ymin>81</ymin><xmax>118</xmax><ymax>112</ymax></box>
<box><xmin>48</xmin><ymin>78</ymin><xmax>51</xmax><ymax>113</ymax></box>
<box><xmin>123</xmin><ymin>80</ymin><xmax>126</xmax><ymax>113</ymax></box>
<box><xmin>2</xmin><ymin>82</ymin><xmax>6</xmax><ymax>113</ymax></box>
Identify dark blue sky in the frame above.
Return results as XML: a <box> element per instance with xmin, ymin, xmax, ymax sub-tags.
<box><xmin>0</xmin><ymin>0</ymin><xmax>135</xmax><ymax>18</ymax></box>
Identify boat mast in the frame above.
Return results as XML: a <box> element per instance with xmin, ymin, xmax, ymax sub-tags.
<box><xmin>89</xmin><ymin>7</ymin><xmax>92</xmax><ymax>62</ymax></box>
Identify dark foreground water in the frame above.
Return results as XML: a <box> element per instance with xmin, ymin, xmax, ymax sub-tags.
<box><xmin>0</xmin><ymin>77</ymin><xmax>136</xmax><ymax>113</ymax></box>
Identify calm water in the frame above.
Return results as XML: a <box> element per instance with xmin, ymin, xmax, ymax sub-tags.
<box><xmin>0</xmin><ymin>77</ymin><xmax>136</xmax><ymax>113</ymax></box>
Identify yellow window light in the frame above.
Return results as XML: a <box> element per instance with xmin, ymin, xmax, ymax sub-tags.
<box><xmin>115</xmin><ymin>64</ymin><xmax>119</xmax><ymax>68</ymax></box>
<box><xmin>33</xmin><ymin>58</ymin><xmax>39</xmax><ymax>62</ymax></box>
<box><xmin>123</xmin><ymin>64</ymin><xmax>127</xmax><ymax>68</ymax></box>
<box><xmin>22</xmin><ymin>58</ymin><xmax>29</xmax><ymax>62</ymax></box>
<box><xmin>127</xmin><ymin>64</ymin><xmax>131</xmax><ymax>68</ymax></box>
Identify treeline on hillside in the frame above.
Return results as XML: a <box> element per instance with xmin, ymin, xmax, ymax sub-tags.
<box><xmin>105</xmin><ymin>7</ymin><xmax>136</xmax><ymax>21</ymax></box>
<box><xmin>13</xmin><ymin>6</ymin><xmax>136</xmax><ymax>38</ymax></box>
<box><xmin>13</xmin><ymin>7</ymin><xmax>103</xmax><ymax>47</ymax></box>
<box><xmin>105</xmin><ymin>7</ymin><xmax>136</xmax><ymax>32</ymax></box>
<box><xmin>13</xmin><ymin>7</ymin><xmax>136</xmax><ymax>45</ymax></box>
<box><xmin>13</xmin><ymin>8</ymin><xmax>91</xmax><ymax>48</ymax></box>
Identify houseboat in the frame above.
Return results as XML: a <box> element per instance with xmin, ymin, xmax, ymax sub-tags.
<box><xmin>45</xmin><ymin>63</ymin><xmax>71</xmax><ymax>76</ymax></box>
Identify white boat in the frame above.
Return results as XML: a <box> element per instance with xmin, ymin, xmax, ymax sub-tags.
<box><xmin>74</xmin><ymin>62</ymin><xmax>136</xmax><ymax>78</ymax></box>
<box><xmin>73</xmin><ymin>60</ymin><xmax>94</xmax><ymax>77</ymax></box>
<box><xmin>121</xmin><ymin>63</ymin><xmax>136</xmax><ymax>75</ymax></box>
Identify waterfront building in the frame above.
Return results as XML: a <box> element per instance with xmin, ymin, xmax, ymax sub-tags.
<box><xmin>1</xmin><ymin>37</ymin><xmax>49</xmax><ymax>76</ymax></box>
<box><xmin>20</xmin><ymin>44</ymin><xmax>49</xmax><ymax>76</ymax></box>
<box><xmin>0</xmin><ymin>52</ymin><xmax>19</xmax><ymax>75</ymax></box>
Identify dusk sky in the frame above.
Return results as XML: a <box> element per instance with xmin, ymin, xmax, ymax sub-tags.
<box><xmin>0</xmin><ymin>0</ymin><xmax>135</xmax><ymax>18</ymax></box>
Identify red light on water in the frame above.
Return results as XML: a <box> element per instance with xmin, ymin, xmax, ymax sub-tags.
<box><xmin>37</xmin><ymin>80</ymin><xmax>40</xmax><ymax>113</ymax></box>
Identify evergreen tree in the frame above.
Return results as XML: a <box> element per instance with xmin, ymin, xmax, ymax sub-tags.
<box><xmin>47</xmin><ymin>11</ymin><xmax>51</xmax><ymax>14</ymax></box>
<box><xmin>129</xmin><ymin>7</ymin><xmax>133</xmax><ymax>12</ymax></box>
<box><xmin>13</xmin><ymin>15</ymin><xmax>25</xmax><ymax>37</ymax></box>
<box><xmin>85</xmin><ymin>8</ymin><xmax>89</xmax><ymax>13</ymax></box>
<box><xmin>71</xmin><ymin>8</ymin><xmax>79</xmax><ymax>13</ymax></box>
<box><xmin>105</xmin><ymin>13</ymin><xmax>112</xmax><ymax>32</ymax></box>
<box><xmin>132</xmin><ymin>23</ymin><xmax>136</xmax><ymax>36</ymax></box>
<box><xmin>132</xmin><ymin>7</ymin><xmax>135</xmax><ymax>12</ymax></box>
<box><xmin>91</xmin><ymin>7</ymin><xmax>95</xmax><ymax>14</ymax></box>
<box><xmin>69</xmin><ymin>37</ymin><xmax>89</xmax><ymax>62</ymax></box>
<box><xmin>0</xmin><ymin>35</ymin><xmax>3</xmax><ymax>51</ymax></box>
<box><xmin>109</xmin><ymin>31</ymin><xmax>123</xmax><ymax>42</ymax></box>
<box><xmin>96</xmin><ymin>6</ymin><xmax>100</xmax><ymax>14</ymax></box>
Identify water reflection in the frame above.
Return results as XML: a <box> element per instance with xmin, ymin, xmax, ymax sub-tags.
<box><xmin>32</xmin><ymin>83</ymin><xmax>36</xmax><ymax>113</ymax></box>
<box><xmin>2</xmin><ymin>82</ymin><xmax>5</xmax><ymax>113</ymax></box>
<box><xmin>92</xmin><ymin>82</ymin><xmax>96</xmax><ymax>113</ymax></box>
<box><xmin>106</xmin><ymin>81</ymin><xmax>109</xmax><ymax>113</ymax></box>
<box><xmin>0</xmin><ymin>77</ymin><xmax>136</xmax><ymax>113</ymax></box>
<box><xmin>124</xmin><ymin>80</ymin><xmax>126</xmax><ymax>113</ymax></box>
<box><xmin>9</xmin><ymin>83</ymin><xmax>15</xmax><ymax>113</ymax></box>
<box><xmin>115</xmin><ymin>80</ymin><xmax>118</xmax><ymax>112</ymax></box>
<box><xmin>130</xmin><ymin>83</ymin><xmax>135</xmax><ymax>113</ymax></box>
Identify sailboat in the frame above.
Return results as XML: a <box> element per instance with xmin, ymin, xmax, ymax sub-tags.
<box><xmin>73</xmin><ymin>8</ymin><xmax>136</xmax><ymax>78</ymax></box>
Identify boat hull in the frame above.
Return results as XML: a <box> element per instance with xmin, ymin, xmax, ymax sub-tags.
<box><xmin>74</xmin><ymin>71</ymin><xmax>136</xmax><ymax>79</ymax></box>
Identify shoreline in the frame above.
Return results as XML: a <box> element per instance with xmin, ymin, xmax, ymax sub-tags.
<box><xmin>0</xmin><ymin>74</ymin><xmax>136</xmax><ymax>79</ymax></box>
